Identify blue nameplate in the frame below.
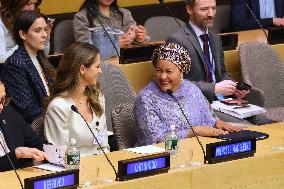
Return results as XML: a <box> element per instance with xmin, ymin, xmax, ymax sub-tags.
<box><xmin>118</xmin><ymin>152</ymin><xmax>170</xmax><ymax>181</ymax></box>
<box><xmin>206</xmin><ymin>138</ymin><xmax>256</xmax><ymax>164</ymax></box>
<box><xmin>24</xmin><ymin>169</ymin><xmax>79</xmax><ymax>189</ymax></box>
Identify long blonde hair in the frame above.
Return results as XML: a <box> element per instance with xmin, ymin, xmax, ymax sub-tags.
<box><xmin>50</xmin><ymin>42</ymin><xmax>103</xmax><ymax>116</ymax></box>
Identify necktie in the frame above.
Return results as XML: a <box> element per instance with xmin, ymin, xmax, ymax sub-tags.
<box><xmin>200</xmin><ymin>34</ymin><xmax>212</xmax><ymax>83</ymax></box>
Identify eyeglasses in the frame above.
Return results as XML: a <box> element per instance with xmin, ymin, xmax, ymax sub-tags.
<box><xmin>0</xmin><ymin>97</ymin><xmax>11</xmax><ymax>107</ymax></box>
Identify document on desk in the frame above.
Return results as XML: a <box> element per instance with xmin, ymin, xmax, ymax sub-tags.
<box><xmin>211</xmin><ymin>101</ymin><xmax>267</xmax><ymax>119</ymax></box>
<box><xmin>34</xmin><ymin>163</ymin><xmax>65</xmax><ymax>172</ymax></box>
<box><xmin>124</xmin><ymin>145</ymin><xmax>165</xmax><ymax>154</ymax></box>
<box><xmin>43</xmin><ymin>144</ymin><xmax>67</xmax><ymax>167</ymax></box>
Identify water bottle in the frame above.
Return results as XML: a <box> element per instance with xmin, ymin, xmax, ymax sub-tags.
<box><xmin>165</xmin><ymin>125</ymin><xmax>179</xmax><ymax>155</ymax></box>
<box><xmin>65</xmin><ymin>138</ymin><xmax>80</xmax><ymax>170</ymax></box>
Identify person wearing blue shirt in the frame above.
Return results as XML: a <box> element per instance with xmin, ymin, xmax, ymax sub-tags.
<box><xmin>230</xmin><ymin>0</ymin><xmax>284</xmax><ymax>31</ymax></box>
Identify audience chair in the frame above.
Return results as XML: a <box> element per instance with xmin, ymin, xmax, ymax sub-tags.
<box><xmin>211</xmin><ymin>4</ymin><xmax>231</xmax><ymax>33</ymax></box>
<box><xmin>111</xmin><ymin>103</ymin><xmax>137</xmax><ymax>149</ymax></box>
<box><xmin>239</xmin><ymin>42</ymin><xmax>284</xmax><ymax>122</ymax></box>
<box><xmin>53</xmin><ymin>20</ymin><xmax>75</xmax><ymax>54</ymax></box>
<box><xmin>144</xmin><ymin>16</ymin><xmax>185</xmax><ymax>41</ymax></box>
<box><xmin>98</xmin><ymin>61</ymin><xmax>137</xmax><ymax>132</ymax></box>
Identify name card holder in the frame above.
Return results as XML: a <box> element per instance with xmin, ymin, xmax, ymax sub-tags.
<box><xmin>24</xmin><ymin>169</ymin><xmax>79</xmax><ymax>189</ymax></box>
<box><xmin>118</xmin><ymin>152</ymin><xmax>170</xmax><ymax>181</ymax></box>
<box><xmin>206</xmin><ymin>138</ymin><xmax>256</xmax><ymax>164</ymax></box>
<box><xmin>219</xmin><ymin>33</ymin><xmax>238</xmax><ymax>51</ymax></box>
<box><xmin>268</xmin><ymin>27</ymin><xmax>284</xmax><ymax>45</ymax></box>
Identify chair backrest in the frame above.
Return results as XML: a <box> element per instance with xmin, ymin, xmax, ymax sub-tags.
<box><xmin>111</xmin><ymin>103</ymin><xmax>137</xmax><ymax>149</ymax></box>
<box><xmin>239</xmin><ymin>42</ymin><xmax>284</xmax><ymax>108</ymax></box>
<box><xmin>144</xmin><ymin>16</ymin><xmax>185</xmax><ymax>41</ymax></box>
<box><xmin>53</xmin><ymin>20</ymin><xmax>75</xmax><ymax>54</ymax></box>
<box><xmin>211</xmin><ymin>4</ymin><xmax>231</xmax><ymax>33</ymax></box>
<box><xmin>119</xmin><ymin>61</ymin><xmax>155</xmax><ymax>93</ymax></box>
<box><xmin>98</xmin><ymin>61</ymin><xmax>137</xmax><ymax>132</ymax></box>
<box><xmin>31</xmin><ymin>113</ymin><xmax>45</xmax><ymax>138</ymax></box>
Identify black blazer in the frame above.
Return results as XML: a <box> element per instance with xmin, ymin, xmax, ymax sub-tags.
<box><xmin>230</xmin><ymin>0</ymin><xmax>284</xmax><ymax>31</ymax></box>
<box><xmin>0</xmin><ymin>105</ymin><xmax>45</xmax><ymax>172</ymax></box>
<box><xmin>2</xmin><ymin>45</ymin><xmax>52</xmax><ymax>123</ymax></box>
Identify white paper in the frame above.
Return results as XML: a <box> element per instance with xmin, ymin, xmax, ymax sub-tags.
<box><xmin>34</xmin><ymin>163</ymin><xmax>65</xmax><ymax>172</ymax></box>
<box><xmin>0</xmin><ymin>131</ymin><xmax>10</xmax><ymax>157</ymax></box>
<box><xmin>211</xmin><ymin>101</ymin><xmax>267</xmax><ymax>119</ymax></box>
<box><xmin>124</xmin><ymin>145</ymin><xmax>165</xmax><ymax>154</ymax></box>
<box><xmin>43</xmin><ymin>144</ymin><xmax>67</xmax><ymax>166</ymax></box>
<box><xmin>107</xmin><ymin>131</ymin><xmax>114</xmax><ymax>136</ymax></box>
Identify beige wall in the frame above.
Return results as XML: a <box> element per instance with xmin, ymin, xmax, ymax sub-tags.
<box><xmin>40</xmin><ymin>0</ymin><xmax>182</xmax><ymax>15</ymax></box>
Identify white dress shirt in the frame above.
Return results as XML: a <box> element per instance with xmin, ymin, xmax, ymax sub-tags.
<box><xmin>0</xmin><ymin>17</ymin><xmax>18</xmax><ymax>63</ymax></box>
<box><xmin>259</xmin><ymin>0</ymin><xmax>276</xmax><ymax>18</ymax></box>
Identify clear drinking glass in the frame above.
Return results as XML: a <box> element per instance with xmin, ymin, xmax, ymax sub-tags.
<box><xmin>79</xmin><ymin>165</ymin><xmax>100</xmax><ymax>188</ymax></box>
<box><xmin>171</xmin><ymin>147</ymin><xmax>193</xmax><ymax>169</ymax></box>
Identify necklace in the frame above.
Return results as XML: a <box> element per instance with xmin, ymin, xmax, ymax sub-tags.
<box><xmin>79</xmin><ymin>96</ymin><xmax>87</xmax><ymax>104</ymax></box>
<box><xmin>73</xmin><ymin>95</ymin><xmax>87</xmax><ymax>105</ymax></box>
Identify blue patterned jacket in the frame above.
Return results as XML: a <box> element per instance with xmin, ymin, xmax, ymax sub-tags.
<box><xmin>2</xmin><ymin>46</ymin><xmax>52</xmax><ymax>123</ymax></box>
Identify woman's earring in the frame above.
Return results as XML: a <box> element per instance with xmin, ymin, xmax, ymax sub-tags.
<box><xmin>180</xmin><ymin>77</ymin><xmax>183</xmax><ymax>83</ymax></box>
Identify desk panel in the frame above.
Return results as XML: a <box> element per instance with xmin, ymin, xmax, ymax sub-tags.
<box><xmin>1</xmin><ymin>123</ymin><xmax>283</xmax><ymax>189</ymax></box>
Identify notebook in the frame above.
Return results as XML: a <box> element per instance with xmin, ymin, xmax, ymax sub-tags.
<box><xmin>211</xmin><ymin>101</ymin><xmax>267</xmax><ymax>119</ymax></box>
<box><xmin>217</xmin><ymin>130</ymin><xmax>269</xmax><ymax>141</ymax></box>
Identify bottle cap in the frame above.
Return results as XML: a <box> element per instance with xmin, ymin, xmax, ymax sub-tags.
<box><xmin>69</xmin><ymin>138</ymin><xmax>76</xmax><ymax>145</ymax></box>
<box><xmin>170</xmin><ymin>125</ymin><xmax>175</xmax><ymax>131</ymax></box>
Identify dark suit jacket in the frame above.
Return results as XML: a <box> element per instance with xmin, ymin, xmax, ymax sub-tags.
<box><xmin>0</xmin><ymin>105</ymin><xmax>45</xmax><ymax>172</ymax></box>
<box><xmin>167</xmin><ymin>23</ymin><xmax>232</xmax><ymax>103</ymax></box>
<box><xmin>230</xmin><ymin>0</ymin><xmax>284</xmax><ymax>31</ymax></box>
<box><xmin>2</xmin><ymin>45</ymin><xmax>51</xmax><ymax>123</ymax></box>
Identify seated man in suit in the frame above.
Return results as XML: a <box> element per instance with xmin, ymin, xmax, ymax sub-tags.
<box><xmin>0</xmin><ymin>80</ymin><xmax>47</xmax><ymax>172</ymax></box>
<box><xmin>167</xmin><ymin>0</ymin><xmax>274</xmax><ymax>125</ymax></box>
<box><xmin>230</xmin><ymin>0</ymin><xmax>284</xmax><ymax>31</ymax></box>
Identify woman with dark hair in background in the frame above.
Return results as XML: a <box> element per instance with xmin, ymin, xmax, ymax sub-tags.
<box><xmin>73</xmin><ymin>0</ymin><xmax>147</xmax><ymax>47</ymax></box>
<box><xmin>44</xmin><ymin>42</ymin><xmax>109</xmax><ymax>157</ymax></box>
<box><xmin>1</xmin><ymin>11</ymin><xmax>54</xmax><ymax>123</ymax></box>
<box><xmin>0</xmin><ymin>0</ymin><xmax>51</xmax><ymax>63</ymax></box>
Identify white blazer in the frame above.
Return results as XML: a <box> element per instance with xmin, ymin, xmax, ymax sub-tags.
<box><xmin>44</xmin><ymin>95</ymin><xmax>109</xmax><ymax>157</ymax></box>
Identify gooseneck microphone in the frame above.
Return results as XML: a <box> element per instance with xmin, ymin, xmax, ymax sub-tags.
<box><xmin>0</xmin><ymin>141</ymin><xmax>24</xmax><ymax>189</ymax></box>
<box><xmin>242</xmin><ymin>0</ymin><xmax>269</xmax><ymax>44</ymax></box>
<box><xmin>166</xmin><ymin>89</ymin><xmax>207</xmax><ymax>164</ymax></box>
<box><xmin>89</xmin><ymin>8</ymin><xmax>120</xmax><ymax>58</ymax></box>
<box><xmin>158</xmin><ymin>0</ymin><xmax>182</xmax><ymax>28</ymax></box>
<box><xmin>71</xmin><ymin>105</ymin><xmax>119</xmax><ymax>181</ymax></box>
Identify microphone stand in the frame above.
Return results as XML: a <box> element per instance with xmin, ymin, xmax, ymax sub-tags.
<box><xmin>89</xmin><ymin>8</ymin><xmax>121</xmax><ymax>61</ymax></box>
<box><xmin>0</xmin><ymin>141</ymin><xmax>24</xmax><ymax>189</ymax></box>
<box><xmin>242</xmin><ymin>0</ymin><xmax>269</xmax><ymax>44</ymax></box>
<box><xmin>166</xmin><ymin>89</ymin><xmax>207</xmax><ymax>164</ymax></box>
<box><xmin>71</xmin><ymin>105</ymin><xmax>119</xmax><ymax>181</ymax></box>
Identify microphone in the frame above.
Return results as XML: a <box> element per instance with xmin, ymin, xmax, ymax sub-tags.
<box><xmin>0</xmin><ymin>141</ymin><xmax>24</xmax><ymax>189</ymax></box>
<box><xmin>241</xmin><ymin>0</ymin><xmax>269</xmax><ymax>44</ymax></box>
<box><xmin>159</xmin><ymin>0</ymin><xmax>182</xmax><ymax>27</ymax></box>
<box><xmin>71</xmin><ymin>105</ymin><xmax>119</xmax><ymax>181</ymax></box>
<box><xmin>166</xmin><ymin>89</ymin><xmax>207</xmax><ymax>164</ymax></box>
<box><xmin>89</xmin><ymin>8</ymin><xmax>120</xmax><ymax>59</ymax></box>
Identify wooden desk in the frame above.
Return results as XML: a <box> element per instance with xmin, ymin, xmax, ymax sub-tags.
<box><xmin>223</xmin><ymin>29</ymin><xmax>268</xmax><ymax>46</ymax></box>
<box><xmin>1</xmin><ymin>123</ymin><xmax>284</xmax><ymax>189</ymax></box>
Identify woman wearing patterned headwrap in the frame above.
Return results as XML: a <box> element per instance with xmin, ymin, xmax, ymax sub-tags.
<box><xmin>134</xmin><ymin>43</ymin><xmax>240</xmax><ymax>146</ymax></box>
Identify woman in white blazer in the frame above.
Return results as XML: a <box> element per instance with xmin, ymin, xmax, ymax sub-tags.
<box><xmin>44</xmin><ymin>42</ymin><xmax>109</xmax><ymax>157</ymax></box>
